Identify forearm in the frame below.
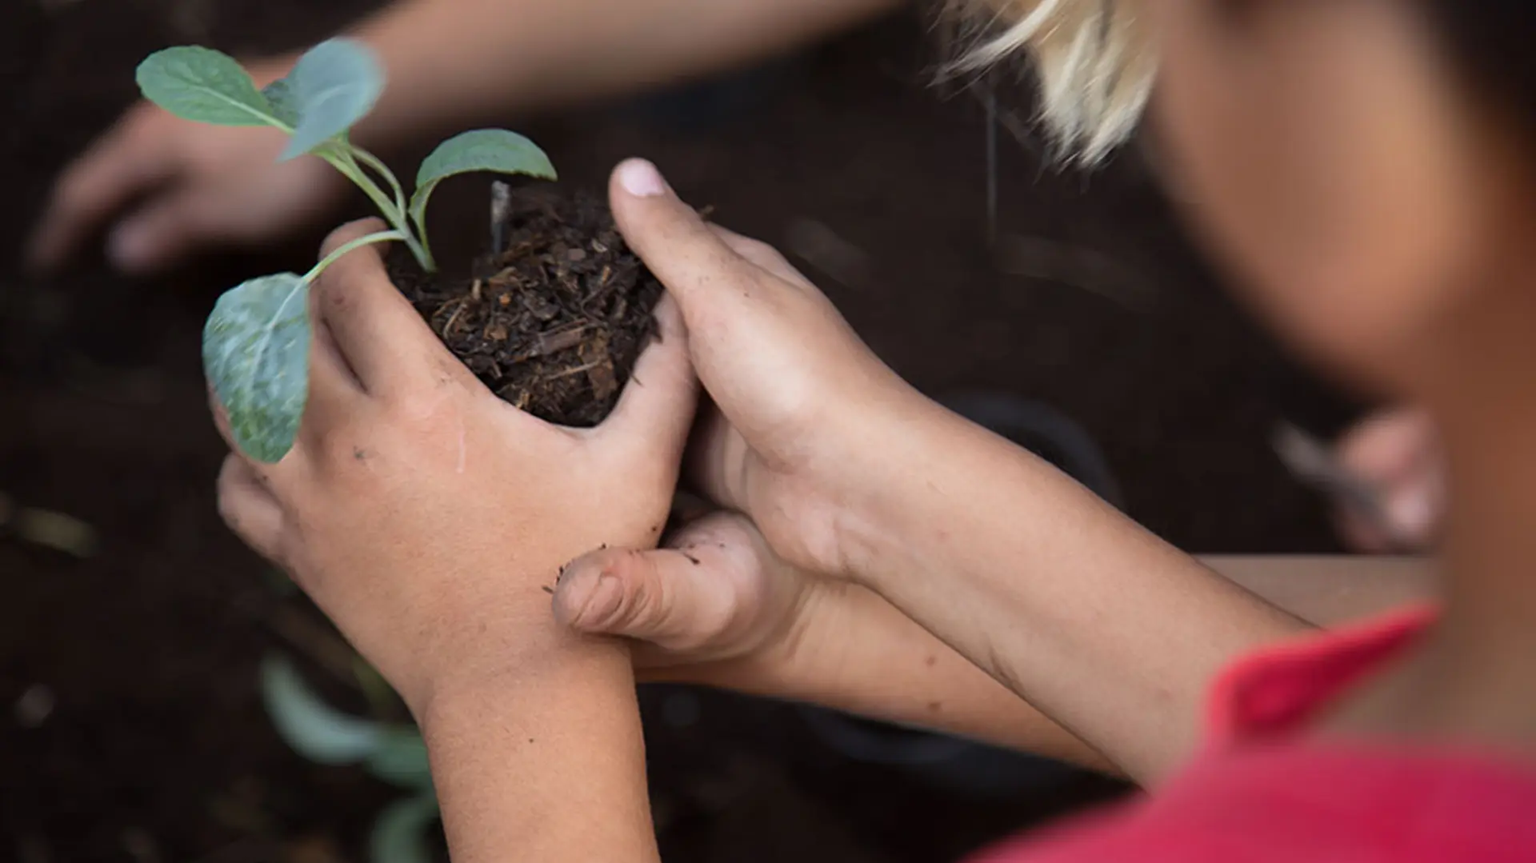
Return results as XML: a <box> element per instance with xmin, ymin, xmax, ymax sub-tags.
<box><xmin>669</xmin><ymin>556</ymin><xmax>1429</xmax><ymax>781</ymax></box>
<box><xmin>421</xmin><ymin>633</ymin><xmax>658</xmax><ymax>862</ymax></box>
<box><xmin>1202</xmin><ymin>555</ymin><xmax>1435</xmax><ymax>626</ymax></box>
<box><xmin>669</xmin><ymin>581</ymin><xmax>1117</xmax><ymax>774</ymax></box>
<box><xmin>342</xmin><ymin>0</ymin><xmax>901</xmax><ymax>147</ymax></box>
<box><xmin>837</xmin><ymin>397</ymin><xmax>1310</xmax><ymax>784</ymax></box>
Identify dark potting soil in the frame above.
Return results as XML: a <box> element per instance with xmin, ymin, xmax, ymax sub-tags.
<box><xmin>390</xmin><ymin>190</ymin><xmax>662</xmax><ymax>427</ymax></box>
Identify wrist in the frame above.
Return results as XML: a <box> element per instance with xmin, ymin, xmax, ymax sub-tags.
<box><xmin>410</xmin><ymin>618</ymin><xmax>633</xmax><ymax>724</ymax></box>
<box><xmin>817</xmin><ymin>386</ymin><xmax>958</xmax><ymax>587</ymax></box>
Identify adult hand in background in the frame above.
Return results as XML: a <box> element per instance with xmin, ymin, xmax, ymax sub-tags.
<box><xmin>30</xmin><ymin>55</ymin><xmax>347</xmax><ymax>275</ymax></box>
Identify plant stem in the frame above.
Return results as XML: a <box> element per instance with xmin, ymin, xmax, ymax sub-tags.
<box><xmin>304</xmin><ymin>230</ymin><xmax>406</xmax><ymax>283</ymax></box>
<box><xmin>351</xmin><ymin>147</ymin><xmax>408</xmax><ymax>220</ymax></box>
<box><xmin>315</xmin><ymin>145</ymin><xmax>435</xmax><ymax>272</ymax></box>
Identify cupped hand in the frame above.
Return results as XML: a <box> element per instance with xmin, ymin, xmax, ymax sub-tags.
<box><xmin>30</xmin><ymin>57</ymin><xmax>346</xmax><ymax>275</ymax></box>
<box><xmin>607</xmin><ymin>159</ymin><xmax>926</xmax><ymax>577</ymax></box>
<box><xmin>213</xmin><ymin>219</ymin><xmax>698</xmax><ymax>715</ymax></box>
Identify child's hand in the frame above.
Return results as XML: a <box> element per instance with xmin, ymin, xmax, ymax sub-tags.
<box><xmin>608</xmin><ymin>159</ymin><xmax>928</xmax><ymax>578</ymax></box>
<box><xmin>1333</xmin><ymin>406</ymin><xmax>1443</xmax><ymax>552</ymax></box>
<box><xmin>30</xmin><ymin>56</ymin><xmax>346</xmax><ymax>275</ymax></box>
<box><xmin>213</xmin><ymin>219</ymin><xmax>698</xmax><ymax>715</ymax></box>
<box><xmin>551</xmin><ymin>509</ymin><xmax>828</xmax><ymax>678</ymax></box>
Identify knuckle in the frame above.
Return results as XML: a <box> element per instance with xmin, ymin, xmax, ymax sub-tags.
<box><xmin>739</xmin><ymin>237</ymin><xmax>789</xmax><ymax>266</ymax></box>
<box><xmin>214</xmin><ymin>483</ymin><xmax>243</xmax><ymax>532</ymax></box>
<box><xmin>615</xmin><ymin>556</ymin><xmax>670</xmax><ymax>630</ymax></box>
<box><xmin>387</xmin><ymin>387</ymin><xmax>455</xmax><ymax>430</ymax></box>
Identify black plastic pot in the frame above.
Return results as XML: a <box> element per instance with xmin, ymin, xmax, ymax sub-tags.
<box><xmin>798</xmin><ymin>392</ymin><xmax>1122</xmax><ymax>796</ymax></box>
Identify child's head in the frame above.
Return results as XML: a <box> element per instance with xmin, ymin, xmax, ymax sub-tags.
<box><xmin>970</xmin><ymin>1</ymin><xmax>1536</xmax><ymax>400</ymax></box>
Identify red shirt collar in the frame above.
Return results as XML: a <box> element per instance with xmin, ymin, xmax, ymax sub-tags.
<box><xmin>1205</xmin><ymin>603</ymin><xmax>1439</xmax><ymax>746</ymax></box>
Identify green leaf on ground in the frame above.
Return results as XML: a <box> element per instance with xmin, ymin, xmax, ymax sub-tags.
<box><xmin>260</xmin><ymin>654</ymin><xmax>384</xmax><ymax>765</ymax></box>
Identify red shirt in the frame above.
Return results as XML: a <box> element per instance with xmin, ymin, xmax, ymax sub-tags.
<box><xmin>972</xmin><ymin>606</ymin><xmax>1536</xmax><ymax>863</ymax></box>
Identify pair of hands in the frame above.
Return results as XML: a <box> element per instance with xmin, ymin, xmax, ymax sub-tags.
<box><xmin>215</xmin><ymin>159</ymin><xmax>912</xmax><ymax>715</ymax></box>
<box><xmin>34</xmin><ymin>87</ymin><xmax>1447</xmax><ymax>557</ymax></box>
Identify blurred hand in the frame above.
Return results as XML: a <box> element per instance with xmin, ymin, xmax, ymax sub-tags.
<box><xmin>607</xmin><ymin>159</ymin><xmax>926</xmax><ymax>578</ymax></box>
<box><xmin>30</xmin><ymin>57</ymin><xmax>347</xmax><ymax>275</ymax></box>
<box><xmin>213</xmin><ymin>219</ymin><xmax>698</xmax><ymax>714</ymax></box>
<box><xmin>1333</xmin><ymin>406</ymin><xmax>1443</xmax><ymax>553</ymax></box>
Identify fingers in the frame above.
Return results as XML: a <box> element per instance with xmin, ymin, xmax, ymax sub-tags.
<box><xmin>217</xmin><ymin>455</ymin><xmax>287</xmax><ymax>563</ymax></box>
<box><xmin>553</xmin><ymin>514</ymin><xmax>770</xmax><ymax>654</ymax></box>
<box><xmin>1336</xmin><ymin>407</ymin><xmax>1436</xmax><ymax>484</ymax></box>
<box><xmin>30</xmin><ymin>110</ymin><xmax>178</xmax><ymax>272</ymax></box>
<box><xmin>1334</xmin><ymin>407</ymin><xmax>1442</xmax><ymax>550</ymax></box>
<box><xmin>104</xmin><ymin>189</ymin><xmax>217</xmax><ymax>274</ymax></box>
<box><xmin>682</xmin><ymin>406</ymin><xmax>752</xmax><ymax>514</ymax></box>
<box><xmin>707</xmin><ymin>224</ymin><xmax>816</xmax><ymax>289</ymax></box>
<box><xmin>597</xmin><ymin>294</ymin><xmax>699</xmax><ymax>468</ymax></box>
<box><xmin>310</xmin><ymin>219</ymin><xmax>447</xmax><ymax>396</ymax></box>
<box><xmin>302</xmin><ymin>280</ymin><xmax>368</xmax><ymax>436</ymax></box>
<box><xmin>608</xmin><ymin>159</ymin><xmax>765</xmax><ymax>332</ymax></box>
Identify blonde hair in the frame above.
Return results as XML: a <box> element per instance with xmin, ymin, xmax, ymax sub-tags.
<box><xmin>950</xmin><ymin>0</ymin><xmax>1157</xmax><ymax>164</ymax></box>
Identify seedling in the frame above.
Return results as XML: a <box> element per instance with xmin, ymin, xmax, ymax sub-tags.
<box><xmin>136</xmin><ymin>39</ymin><xmax>557</xmax><ymax>462</ymax></box>
<box><xmin>262</xmin><ymin>654</ymin><xmax>439</xmax><ymax>863</ymax></box>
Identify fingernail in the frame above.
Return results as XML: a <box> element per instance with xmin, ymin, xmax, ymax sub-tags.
<box><xmin>618</xmin><ymin>159</ymin><xmax>668</xmax><ymax>198</ymax></box>
<box><xmin>1387</xmin><ymin>485</ymin><xmax>1436</xmax><ymax>540</ymax></box>
<box><xmin>108</xmin><ymin>222</ymin><xmax>152</xmax><ymax>271</ymax></box>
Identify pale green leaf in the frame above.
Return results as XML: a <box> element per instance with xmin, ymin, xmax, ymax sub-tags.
<box><xmin>370</xmin><ymin>793</ymin><xmax>441</xmax><ymax>863</ymax></box>
<box><xmin>202</xmin><ymin>273</ymin><xmax>310</xmax><ymax>463</ymax></box>
<box><xmin>261</xmin><ymin>78</ymin><xmax>299</xmax><ymax>128</ymax></box>
<box><xmin>137</xmin><ymin>46</ymin><xmax>281</xmax><ymax>127</ymax></box>
<box><xmin>279</xmin><ymin>38</ymin><xmax>385</xmax><ymax>161</ymax></box>
<box><xmin>409</xmin><ymin>129</ymin><xmax>556</xmax><ymax>230</ymax></box>
<box><xmin>366</xmin><ymin>728</ymin><xmax>433</xmax><ymax>790</ymax></box>
<box><xmin>260</xmin><ymin>655</ymin><xmax>383</xmax><ymax>765</ymax></box>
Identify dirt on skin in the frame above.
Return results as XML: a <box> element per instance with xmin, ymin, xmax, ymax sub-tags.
<box><xmin>390</xmin><ymin>189</ymin><xmax>663</xmax><ymax>426</ymax></box>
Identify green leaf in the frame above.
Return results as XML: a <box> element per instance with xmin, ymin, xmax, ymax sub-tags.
<box><xmin>370</xmin><ymin>793</ymin><xmax>441</xmax><ymax>863</ymax></box>
<box><xmin>278</xmin><ymin>38</ymin><xmax>385</xmax><ymax>161</ymax></box>
<box><xmin>260</xmin><ymin>655</ymin><xmax>384</xmax><ymax>765</ymax></box>
<box><xmin>137</xmin><ymin>46</ymin><xmax>282</xmax><ymax>127</ymax></box>
<box><xmin>261</xmin><ymin>78</ymin><xmax>300</xmax><ymax>128</ymax></box>
<box><xmin>409</xmin><ymin>129</ymin><xmax>557</xmax><ymax>230</ymax></box>
<box><xmin>203</xmin><ymin>273</ymin><xmax>311</xmax><ymax>463</ymax></box>
<box><xmin>366</xmin><ymin>728</ymin><xmax>433</xmax><ymax>790</ymax></box>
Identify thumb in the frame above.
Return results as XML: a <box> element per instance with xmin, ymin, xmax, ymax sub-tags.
<box><xmin>608</xmin><ymin>159</ymin><xmax>764</xmax><ymax>333</ymax></box>
<box><xmin>596</xmin><ymin>293</ymin><xmax>698</xmax><ymax>471</ymax></box>
<box><xmin>553</xmin><ymin>515</ymin><xmax>773</xmax><ymax>657</ymax></box>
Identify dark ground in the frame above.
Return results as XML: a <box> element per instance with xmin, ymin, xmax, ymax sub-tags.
<box><xmin>0</xmin><ymin>1</ymin><xmax>1359</xmax><ymax>861</ymax></box>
